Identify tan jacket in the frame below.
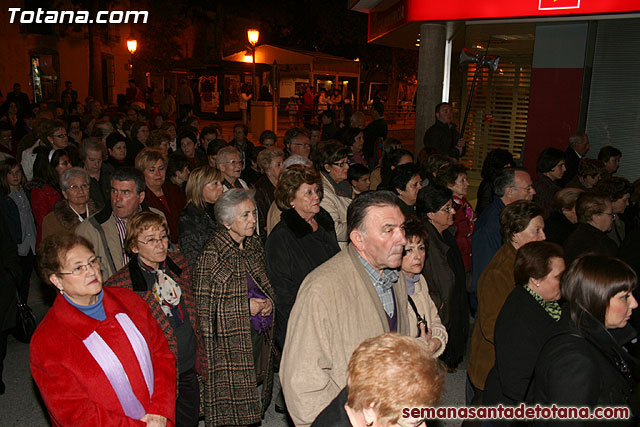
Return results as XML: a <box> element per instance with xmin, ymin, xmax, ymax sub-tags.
<box><xmin>408</xmin><ymin>274</ymin><xmax>448</xmax><ymax>358</ymax></box>
<box><xmin>42</xmin><ymin>200</ymin><xmax>99</xmax><ymax>242</ymax></box>
<box><xmin>280</xmin><ymin>245</ymin><xmax>411</xmax><ymax>426</ymax></box>
<box><xmin>266</xmin><ymin>200</ymin><xmax>282</xmax><ymax>235</ymax></box>
<box><xmin>319</xmin><ymin>174</ymin><xmax>352</xmax><ymax>248</ymax></box>
<box><xmin>468</xmin><ymin>243</ymin><xmax>517</xmax><ymax>390</ymax></box>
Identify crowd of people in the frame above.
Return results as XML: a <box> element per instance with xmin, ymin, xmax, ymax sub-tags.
<box><xmin>0</xmin><ymin>85</ymin><xmax>639</xmax><ymax>427</ymax></box>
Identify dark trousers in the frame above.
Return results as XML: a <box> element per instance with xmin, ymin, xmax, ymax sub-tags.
<box><xmin>176</xmin><ymin>367</ymin><xmax>200</xmax><ymax>427</ymax></box>
<box><xmin>17</xmin><ymin>251</ymin><xmax>34</xmax><ymax>303</ymax></box>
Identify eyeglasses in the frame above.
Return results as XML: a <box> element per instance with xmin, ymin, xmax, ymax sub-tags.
<box><xmin>602</xmin><ymin>211</ymin><xmax>616</xmax><ymax>219</ymax></box>
<box><xmin>439</xmin><ymin>205</ymin><xmax>454</xmax><ymax>213</ymax></box>
<box><xmin>512</xmin><ymin>185</ymin><xmax>533</xmax><ymax>192</ymax></box>
<box><xmin>332</xmin><ymin>161</ymin><xmax>349</xmax><ymax>168</ymax></box>
<box><xmin>138</xmin><ymin>235</ymin><xmax>169</xmax><ymax>246</ymax></box>
<box><xmin>68</xmin><ymin>183</ymin><xmax>89</xmax><ymax>192</ymax></box>
<box><xmin>292</xmin><ymin>143</ymin><xmax>311</xmax><ymax>148</ymax></box>
<box><xmin>53</xmin><ymin>133</ymin><xmax>68</xmax><ymax>138</ymax></box>
<box><xmin>223</xmin><ymin>159</ymin><xmax>244</xmax><ymax>166</ymax></box>
<box><xmin>58</xmin><ymin>257</ymin><xmax>101</xmax><ymax>276</ymax></box>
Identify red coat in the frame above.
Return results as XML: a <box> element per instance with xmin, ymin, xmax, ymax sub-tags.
<box><xmin>31</xmin><ymin>183</ymin><xmax>61</xmax><ymax>247</ymax></box>
<box><xmin>452</xmin><ymin>195</ymin><xmax>475</xmax><ymax>272</ymax></box>
<box><xmin>30</xmin><ymin>287</ymin><xmax>177</xmax><ymax>426</ymax></box>
<box><xmin>144</xmin><ymin>182</ymin><xmax>186</xmax><ymax>244</ymax></box>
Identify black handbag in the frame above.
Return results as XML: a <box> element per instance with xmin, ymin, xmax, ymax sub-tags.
<box><xmin>12</xmin><ymin>293</ymin><xmax>37</xmax><ymax>343</ymax></box>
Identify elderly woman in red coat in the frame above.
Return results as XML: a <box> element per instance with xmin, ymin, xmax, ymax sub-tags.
<box><xmin>31</xmin><ymin>233</ymin><xmax>176</xmax><ymax>426</ymax></box>
<box><xmin>105</xmin><ymin>211</ymin><xmax>206</xmax><ymax>427</ymax></box>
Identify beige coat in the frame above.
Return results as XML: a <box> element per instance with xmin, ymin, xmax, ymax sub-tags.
<box><xmin>280</xmin><ymin>244</ymin><xmax>411</xmax><ymax>426</ymax></box>
<box><xmin>408</xmin><ymin>274</ymin><xmax>448</xmax><ymax>358</ymax></box>
<box><xmin>266</xmin><ymin>200</ymin><xmax>282</xmax><ymax>235</ymax></box>
<box><xmin>319</xmin><ymin>174</ymin><xmax>352</xmax><ymax>248</ymax></box>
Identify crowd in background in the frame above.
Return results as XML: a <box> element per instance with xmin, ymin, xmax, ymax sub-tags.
<box><xmin>0</xmin><ymin>81</ymin><xmax>639</xmax><ymax>427</ymax></box>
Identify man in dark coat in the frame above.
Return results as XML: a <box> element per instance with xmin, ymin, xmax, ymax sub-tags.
<box><xmin>423</xmin><ymin>102</ymin><xmax>466</xmax><ymax>159</ymax></box>
<box><xmin>362</xmin><ymin>102</ymin><xmax>387</xmax><ymax>167</ymax></box>
<box><xmin>5</xmin><ymin>83</ymin><xmax>30</xmax><ymax>118</ymax></box>
<box><xmin>471</xmin><ymin>168</ymin><xmax>536</xmax><ymax>310</ymax></box>
<box><xmin>560</xmin><ymin>131</ymin><xmax>590</xmax><ymax>187</ymax></box>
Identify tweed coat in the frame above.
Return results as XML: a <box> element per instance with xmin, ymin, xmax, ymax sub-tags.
<box><xmin>104</xmin><ymin>251</ymin><xmax>207</xmax><ymax>379</ymax></box>
<box><xmin>193</xmin><ymin>227</ymin><xmax>275</xmax><ymax>426</ymax></box>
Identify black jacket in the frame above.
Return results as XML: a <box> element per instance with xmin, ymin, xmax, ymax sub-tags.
<box><xmin>0</xmin><ymin>214</ymin><xmax>19</xmax><ymax>331</ymax></box>
<box><xmin>560</xmin><ymin>148</ymin><xmax>581</xmax><ymax>187</ymax></box>
<box><xmin>311</xmin><ymin>388</ymin><xmax>350</xmax><ymax>427</ymax></box>
<box><xmin>484</xmin><ymin>286</ymin><xmax>560</xmax><ymax>408</ymax></box>
<box><xmin>265</xmin><ymin>207</ymin><xmax>340</xmax><ymax>348</ymax></box>
<box><xmin>534</xmin><ymin>306</ymin><xmax>639</xmax><ymax>425</ymax></box>
<box><xmin>563</xmin><ymin>223</ymin><xmax>618</xmax><ymax>265</ymax></box>
<box><xmin>177</xmin><ymin>202</ymin><xmax>217</xmax><ymax>272</ymax></box>
<box><xmin>254</xmin><ymin>175</ymin><xmax>275</xmax><ymax>240</ymax></box>
<box><xmin>475</xmin><ymin>179</ymin><xmax>494</xmax><ymax>217</ymax></box>
<box><xmin>544</xmin><ymin>211</ymin><xmax>578</xmax><ymax>246</ymax></box>
<box><xmin>423</xmin><ymin>119</ymin><xmax>465</xmax><ymax>159</ymax></box>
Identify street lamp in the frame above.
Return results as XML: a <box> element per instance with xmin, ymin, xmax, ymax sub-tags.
<box><xmin>247</xmin><ymin>29</ymin><xmax>259</xmax><ymax>99</ymax></box>
<box><xmin>127</xmin><ymin>39</ymin><xmax>137</xmax><ymax>77</ymax></box>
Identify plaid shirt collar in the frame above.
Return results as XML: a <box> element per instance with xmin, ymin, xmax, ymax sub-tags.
<box><xmin>356</xmin><ymin>252</ymin><xmax>398</xmax><ymax>317</ymax></box>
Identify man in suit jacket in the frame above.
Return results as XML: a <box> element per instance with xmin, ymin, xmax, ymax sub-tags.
<box><xmin>560</xmin><ymin>131</ymin><xmax>590</xmax><ymax>187</ymax></box>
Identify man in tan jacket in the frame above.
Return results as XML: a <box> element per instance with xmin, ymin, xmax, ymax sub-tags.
<box><xmin>75</xmin><ymin>168</ymin><xmax>164</xmax><ymax>280</ymax></box>
<box><xmin>280</xmin><ymin>191</ymin><xmax>438</xmax><ymax>426</ymax></box>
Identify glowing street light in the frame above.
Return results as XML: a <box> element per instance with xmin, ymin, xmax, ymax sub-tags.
<box><xmin>127</xmin><ymin>39</ymin><xmax>137</xmax><ymax>54</ymax></box>
<box><xmin>247</xmin><ymin>29</ymin><xmax>260</xmax><ymax>105</ymax></box>
<box><xmin>247</xmin><ymin>29</ymin><xmax>259</xmax><ymax>47</ymax></box>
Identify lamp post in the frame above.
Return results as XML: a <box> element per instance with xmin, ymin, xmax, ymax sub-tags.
<box><xmin>247</xmin><ymin>29</ymin><xmax>259</xmax><ymax>99</ymax></box>
<box><xmin>127</xmin><ymin>39</ymin><xmax>137</xmax><ymax>78</ymax></box>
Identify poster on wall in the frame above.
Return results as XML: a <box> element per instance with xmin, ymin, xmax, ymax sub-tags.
<box><xmin>199</xmin><ymin>75</ymin><xmax>219</xmax><ymax>114</ymax></box>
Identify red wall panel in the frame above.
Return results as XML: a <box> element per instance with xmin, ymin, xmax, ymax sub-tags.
<box><xmin>523</xmin><ymin>68</ymin><xmax>584</xmax><ymax>176</ymax></box>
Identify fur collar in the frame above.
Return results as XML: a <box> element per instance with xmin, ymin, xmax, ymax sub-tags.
<box><xmin>280</xmin><ymin>207</ymin><xmax>334</xmax><ymax>238</ymax></box>
<box><xmin>53</xmin><ymin>199</ymin><xmax>99</xmax><ymax>230</ymax></box>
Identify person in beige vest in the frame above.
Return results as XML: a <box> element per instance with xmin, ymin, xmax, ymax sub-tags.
<box><xmin>280</xmin><ymin>191</ymin><xmax>439</xmax><ymax>426</ymax></box>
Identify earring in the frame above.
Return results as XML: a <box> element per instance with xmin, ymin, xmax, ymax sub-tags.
<box><xmin>366</xmin><ymin>421</ymin><xmax>374</xmax><ymax>427</ymax></box>
<box><xmin>59</xmin><ymin>288</ymin><xmax>65</xmax><ymax>295</ymax></box>
<box><xmin>291</xmin><ymin>204</ymin><xmax>295</xmax><ymax>208</ymax></box>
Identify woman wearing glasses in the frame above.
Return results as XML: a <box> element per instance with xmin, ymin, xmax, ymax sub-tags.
<box><xmin>416</xmin><ymin>185</ymin><xmax>469</xmax><ymax>372</ymax></box>
<box><xmin>105</xmin><ymin>211</ymin><xmax>205</xmax><ymax>427</ymax></box>
<box><xmin>31</xmin><ymin>233</ymin><xmax>176</xmax><ymax>426</ymax></box>
<box><xmin>41</xmin><ymin>168</ymin><xmax>99</xmax><ymax>241</ymax></box>
<box><xmin>315</xmin><ymin>141</ymin><xmax>353</xmax><ymax>248</ymax></box>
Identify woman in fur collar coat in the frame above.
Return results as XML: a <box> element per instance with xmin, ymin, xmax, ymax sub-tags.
<box><xmin>42</xmin><ymin>167</ymin><xmax>99</xmax><ymax>241</ymax></box>
<box><xmin>265</xmin><ymin>165</ymin><xmax>340</xmax><ymax>349</ymax></box>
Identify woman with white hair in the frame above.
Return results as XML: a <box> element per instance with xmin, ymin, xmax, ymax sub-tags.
<box><xmin>193</xmin><ymin>189</ymin><xmax>275</xmax><ymax>426</ymax></box>
<box><xmin>42</xmin><ymin>167</ymin><xmax>99</xmax><ymax>241</ymax></box>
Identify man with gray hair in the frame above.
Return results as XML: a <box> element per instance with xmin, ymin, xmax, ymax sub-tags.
<box><xmin>75</xmin><ymin>168</ymin><xmax>164</xmax><ymax>280</ymax></box>
<box><xmin>561</xmin><ymin>131</ymin><xmax>590</xmax><ymax>186</ymax></box>
<box><xmin>284</xmin><ymin>127</ymin><xmax>311</xmax><ymax>159</ymax></box>
<box><xmin>280</xmin><ymin>191</ymin><xmax>439</xmax><ymax>426</ymax></box>
<box><xmin>470</xmin><ymin>167</ymin><xmax>536</xmax><ymax>310</ymax></box>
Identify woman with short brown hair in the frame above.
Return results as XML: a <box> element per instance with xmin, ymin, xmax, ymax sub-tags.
<box><xmin>135</xmin><ymin>147</ymin><xmax>186</xmax><ymax>243</ymax></box>
<box><xmin>534</xmin><ymin>255</ymin><xmax>638</xmax><ymax>414</ymax></box>
<box><xmin>105</xmin><ymin>211</ymin><xmax>205</xmax><ymax>427</ymax></box>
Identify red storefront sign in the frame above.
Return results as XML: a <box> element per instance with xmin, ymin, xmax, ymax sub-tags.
<box><xmin>368</xmin><ymin>0</ymin><xmax>640</xmax><ymax>41</ymax></box>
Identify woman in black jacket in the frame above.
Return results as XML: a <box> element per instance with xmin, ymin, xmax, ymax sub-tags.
<box><xmin>483</xmin><ymin>242</ymin><xmax>565</xmax><ymax>411</ymax></box>
<box><xmin>177</xmin><ymin>166</ymin><xmax>223</xmax><ymax>271</ymax></box>
<box><xmin>265</xmin><ymin>165</ymin><xmax>340</xmax><ymax>350</ymax></box>
<box><xmin>534</xmin><ymin>255</ymin><xmax>639</xmax><ymax>424</ymax></box>
<box><xmin>416</xmin><ymin>184</ymin><xmax>469</xmax><ymax>371</ymax></box>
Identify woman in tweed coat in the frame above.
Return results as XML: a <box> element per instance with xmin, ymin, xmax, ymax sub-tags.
<box><xmin>194</xmin><ymin>189</ymin><xmax>275</xmax><ymax>426</ymax></box>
